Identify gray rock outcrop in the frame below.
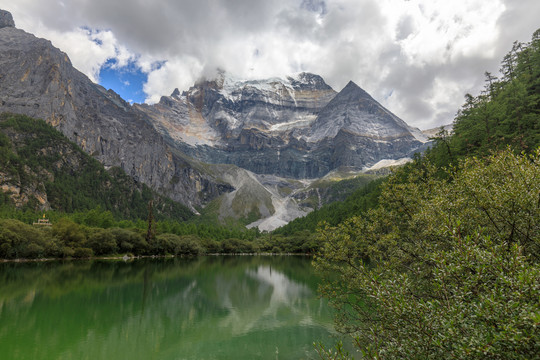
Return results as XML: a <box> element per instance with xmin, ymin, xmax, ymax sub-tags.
<box><xmin>0</xmin><ymin>10</ymin><xmax>15</xmax><ymax>28</ymax></box>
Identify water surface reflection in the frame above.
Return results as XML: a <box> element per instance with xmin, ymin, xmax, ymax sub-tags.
<box><xmin>0</xmin><ymin>256</ymin><xmax>337</xmax><ymax>360</ymax></box>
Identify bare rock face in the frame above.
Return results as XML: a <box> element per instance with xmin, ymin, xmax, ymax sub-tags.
<box><xmin>0</xmin><ymin>10</ymin><xmax>15</xmax><ymax>28</ymax></box>
<box><xmin>136</xmin><ymin>71</ymin><xmax>338</xmax><ymax>178</ymax></box>
<box><xmin>0</xmin><ymin>13</ymin><xmax>230</xmax><ymax>209</ymax></box>
<box><xmin>137</xmin><ymin>71</ymin><xmax>427</xmax><ymax>179</ymax></box>
<box><xmin>307</xmin><ymin>81</ymin><xmax>428</xmax><ymax>170</ymax></box>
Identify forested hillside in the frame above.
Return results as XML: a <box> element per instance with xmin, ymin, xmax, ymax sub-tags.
<box><xmin>0</xmin><ymin>113</ymin><xmax>192</xmax><ymax>220</ymax></box>
<box><xmin>314</xmin><ymin>30</ymin><xmax>540</xmax><ymax>359</ymax></box>
<box><xmin>427</xmin><ymin>29</ymin><xmax>540</xmax><ymax>166</ymax></box>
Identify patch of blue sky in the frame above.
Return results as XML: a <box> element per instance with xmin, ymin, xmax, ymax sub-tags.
<box><xmin>98</xmin><ymin>59</ymin><xmax>147</xmax><ymax>104</ymax></box>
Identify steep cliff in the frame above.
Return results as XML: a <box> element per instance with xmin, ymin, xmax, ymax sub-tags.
<box><xmin>0</xmin><ymin>12</ymin><xmax>230</xmax><ymax>210</ymax></box>
<box><xmin>0</xmin><ymin>113</ymin><xmax>193</xmax><ymax>219</ymax></box>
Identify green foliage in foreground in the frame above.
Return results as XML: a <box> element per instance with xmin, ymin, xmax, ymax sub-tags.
<box><xmin>314</xmin><ymin>149</ymin><xmax>540</xmax><ymax>359</ymax></box>
<box><xmin>313</xmin><ymin>31</ymin><xmax>540</xmax><ymax>358</ymax></box>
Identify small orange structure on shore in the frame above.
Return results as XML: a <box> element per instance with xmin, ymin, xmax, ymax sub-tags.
<box><xmin>33</xmin><ymin>214</ymin><xmax>52</xmax><ymax>226</ymax></box>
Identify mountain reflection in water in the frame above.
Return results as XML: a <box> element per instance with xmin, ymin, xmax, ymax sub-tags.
<box><xmin>0</xmin><ymin>256</ymin><xmax>340</xmax><ymax>360</ymax></box>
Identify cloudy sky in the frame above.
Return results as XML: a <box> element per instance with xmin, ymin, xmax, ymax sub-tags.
<box><xmin>1</xmin><ymin>0</ymin><xmax>538</xmax><ymax>129</ymax></box>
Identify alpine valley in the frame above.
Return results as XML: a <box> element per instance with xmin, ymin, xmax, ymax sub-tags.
<box><xmin>0</xmin><ymin>10</ymin><xmax>429</xmax><ymax>230</ymax></box>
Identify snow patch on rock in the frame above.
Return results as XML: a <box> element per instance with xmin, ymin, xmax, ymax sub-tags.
<box><xmin>362</xmin><ymin>157</ymin><xmax>412</xmax><ymax>171</ymax></box>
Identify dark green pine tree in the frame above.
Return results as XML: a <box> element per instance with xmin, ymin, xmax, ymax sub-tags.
<box><xmin>146</xmin><ymin>200</ymin><xmax>155</xmax><ymax>243</ymax></box>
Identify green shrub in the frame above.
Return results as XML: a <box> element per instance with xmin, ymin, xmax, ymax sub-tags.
<box><xmin>175</xmin><ymin>235</ymin><xmax>204</xmax><ymax>256</ymax></box>
<box><xmin>0</xmin><ymin>219</ymin><xmax>50</xmax><ymax>259</ymax></box>
<box><xmin>73</xmin><ymin>247</ymin><xmax>94</xmax><ymax>258</ymax></box>
<box><xmin>86</xmin><ymin>228</ymin><xmax>118</xmax><ymax>255</ymax></box>
<box><xmin>315</xmin><ymin>149</ymin><xmax>540</xmax><ymax>359</ymax></box>
<box><xmin>198</xmin><ymin>237</ymin><xmax>220</xmax><ymax>253</ymax></box>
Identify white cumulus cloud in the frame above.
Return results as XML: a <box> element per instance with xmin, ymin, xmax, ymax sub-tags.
<box><xmin>1</xmin><ymin>0</ymin><xmax>539</xmax><ymax>129</ymax></box>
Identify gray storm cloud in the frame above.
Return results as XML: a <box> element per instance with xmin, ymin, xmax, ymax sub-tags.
<box><xmin>1</xmin><ymin>0</ymin><xmax>539</xmax><ymax>129</ymax></box>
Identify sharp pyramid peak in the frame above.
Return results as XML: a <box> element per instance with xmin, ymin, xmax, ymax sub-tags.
<box><xmin>335</xmin><ymin>80</ymin><xmax>373</xmax><ymax>101</ymax></box>
<box><xmin>342</xmin><ymin>80</ymin><xmax>365</xmax><ymax>92</ymax></box>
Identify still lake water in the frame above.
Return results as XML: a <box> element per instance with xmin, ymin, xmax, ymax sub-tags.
<box><xmin>0</xmin><ymin>256</ymin><xmax>342</xmax><ymax>359</ymax></box>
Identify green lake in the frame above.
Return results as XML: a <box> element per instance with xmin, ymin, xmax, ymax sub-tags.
<box><xmin>0</xmin><ymin>256</ymin><xmax>343</xmax><ymax>359</ymax></box>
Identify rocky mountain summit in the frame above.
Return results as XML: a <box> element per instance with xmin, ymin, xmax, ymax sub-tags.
<box><xmin>136</xmin><ymin>70</ymin><xmax>427</xmax><ymax>178</ymax></box>
<box><xmin>134</xmin><ymin>70</ymin><xmax>429</xmax><ymax>229</ymax></box>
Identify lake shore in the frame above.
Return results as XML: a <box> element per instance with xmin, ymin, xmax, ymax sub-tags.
<box><xmin>0</xmin><ymin>252</ymin><xmax>312</xmax><ymax>263</ymax></box>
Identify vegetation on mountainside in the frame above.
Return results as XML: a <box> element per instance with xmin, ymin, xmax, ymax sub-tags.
<box><xmin>314</xmin><ymin>29</ymin><xmax>540</xmax><ymax>359</ymax></box>
<box><xmin>427</xmin><ymin>30</ymin><xmax>540</xmax><ymax>167</ymax></box>
<box><xmin>293</xmin><ymin>173</ymin><xmax>379</xmax><ymax>210</ymax></box>
<box><xmin>0</xmin><ymin>113</ymin><xmax>192</xmax><ymax>220</ymax></box>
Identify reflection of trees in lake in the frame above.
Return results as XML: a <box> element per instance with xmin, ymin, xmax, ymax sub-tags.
<box><xmin>0</xmin><ymin>256</ymin><xmax>336</xmax><ymax>360</ymax></box>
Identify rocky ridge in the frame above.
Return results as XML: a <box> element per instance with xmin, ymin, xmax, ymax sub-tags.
<box><xmin>0</xmin><ymin>9</ymin><xmax>15</xmax><ymax>28</ymax></box>
<box><xmin>136</xmin><ymin>70</ymin><xmax>427</xmax><ymax>179</ymax></box>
